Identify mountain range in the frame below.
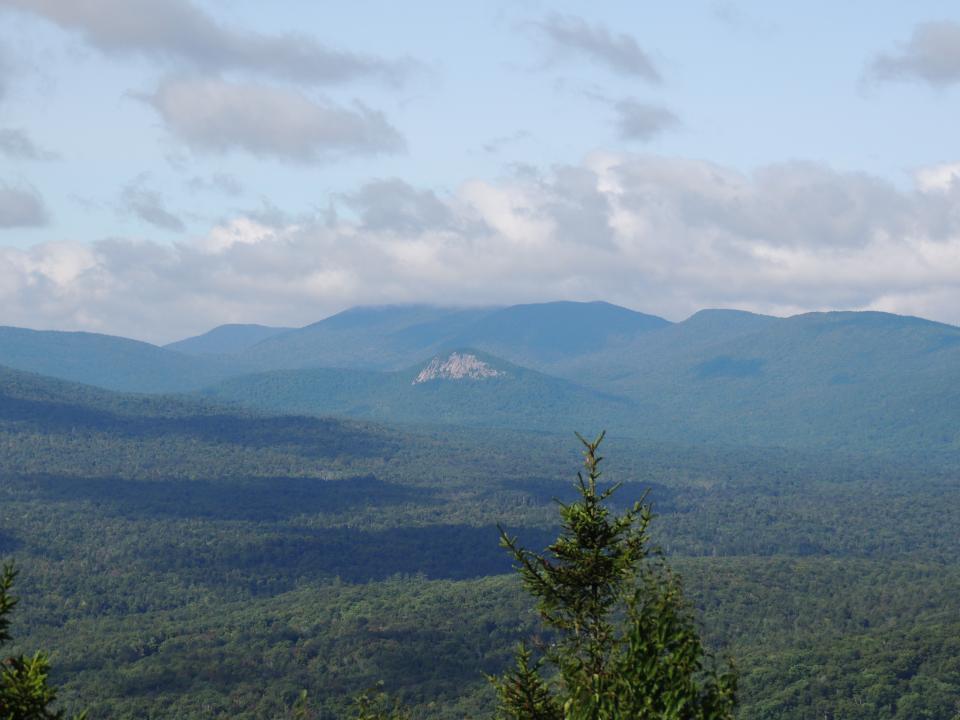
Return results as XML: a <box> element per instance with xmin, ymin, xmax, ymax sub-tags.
<box><xmin>1</xmin><ymin>301</ymin><xmax>957</xmax><ymax>452</ymax></box>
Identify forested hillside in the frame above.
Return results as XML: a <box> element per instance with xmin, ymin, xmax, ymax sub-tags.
<box><xmin>199</xmin><ymin>350</ymin><xmax>633</xmax><ymax>433</ymax></box>
<box><xmin>0</xmin><ymin>328</ymin><xmax>243</xmax><ymax>393</ymax></box>
<box><xmin>5</xmin><ymin>303</ymin><xmax>958</xmax><ymax>454</ymax></box>
<box><xmin>1</xmin><ymin>365</ymin><xmax>958</xmax><ymax>717</ymax></box>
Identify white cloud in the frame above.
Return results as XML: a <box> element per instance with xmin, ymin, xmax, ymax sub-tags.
<box><xmin>0</xmin><ymin>0</ymin><xmax>412</xmax><ymax>86</ymax></box>
<box><xmin>144</xmin><ymin>76</ymin><xmax>405</xmax><ymax>163</ymax></box>
<box><xmin>0</xmin><ymin>154</ymin><xmax>958</xmax><ymax>342</ymax></box>
<box><xmin>915</xmin><ymin>162</ymin><xmax>960</xmax><ymax>193</ymax></box>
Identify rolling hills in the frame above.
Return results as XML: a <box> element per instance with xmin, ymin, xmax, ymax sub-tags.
<box><xmin>0</xmin><ymin>326</ymin><xmax>241</xmax><ymax>393</ymax></box>
<box><xmin>199</xmin><ymin>349</ymin><xmax>634</xmax><ymax>433</ymax></box>
<box><xmin>3</xmin><ymin>301</ymin><xmax>959</xmax><ymax>452</ymax></box>
<box><xmin>231</xmin><ymin>300</ymin><xmax>668</xmax><ymax>371</ymax></box>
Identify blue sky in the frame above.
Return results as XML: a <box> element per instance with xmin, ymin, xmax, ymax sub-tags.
<box><xmin>1</xmin><ymin>1</ymin><xmax>959</xmax><ymax>342</ymax></box>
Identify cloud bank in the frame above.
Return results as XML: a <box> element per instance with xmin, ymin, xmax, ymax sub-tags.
<box><xmin>0</xmin><ymin>0</ymin><xmax>412</xmax><ymax>86</ymax></box>
<box><xmin>1</xmin><ymin>154</ymin><xmax>958</xmax><ymax>343</ymax></box>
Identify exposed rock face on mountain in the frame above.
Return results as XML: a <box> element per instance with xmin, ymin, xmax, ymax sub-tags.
<box><xmin>413</xmin><ymin>352</ymin><xmax>504</xmax><ymax>384</ymax></box>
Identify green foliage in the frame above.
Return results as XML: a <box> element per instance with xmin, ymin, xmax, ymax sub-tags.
<box><xmin>1</xmin><ymin>363</ymin><xmax>959</xmax><ymax>717</ymax></box>
<box><xmin>351</xmin><ymin>683</ymin><xmax>412</xmax><ymax>720</ymax></box>
<box><xmin>494</xmin><ymin>433</ymin><xmax>736</xmax><ymax>719</ymax></box>
<box><xmin>490</xmin><ymin>645</ymin><xmax>560</xmax><ymax>720</ymax></box>
<box><xmin>0</xmin><ymin>563</ymin><xmax>83</xmax><ymax>720</ymax></box>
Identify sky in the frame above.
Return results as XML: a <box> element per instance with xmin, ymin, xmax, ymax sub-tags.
<box><xmin>1</xmin><ymin>0</ymin><xmax>959</xmax><ymax>344</ymax></box>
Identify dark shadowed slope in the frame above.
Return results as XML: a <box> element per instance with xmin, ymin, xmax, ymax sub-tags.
<box><xmin>165</xmin><ymin>324</ymin><xmax>293</xmax><ymax>356</ymax></box>
<box><xmin>0</xmin><ymin>363</ymin><xmax>400</xmax><ymax>461</ymax></box>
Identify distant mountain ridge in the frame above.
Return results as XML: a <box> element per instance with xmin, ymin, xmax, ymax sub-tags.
<box><xmin>230</xmin><ymin>301</ymin><xmax>668</xmax><ymax>372</ymax></box>
<box><xmin>0</xmin><ymin>326</ymin><xmax>243</xmax><ymax>393</ymax></box>
<box><xmin>199</xmin><ymin>348</ymin><xmax>631</xmax><ymax>433</ymax></box>
<box><xmin>165</xmin><ymin>324</ymin><xmax>293</xmax><ymax>356</ymax></box>
<box><xmin>2</xmin><ymin>302</ymin><xmax>958</xmax><ymax>452</ymax></box>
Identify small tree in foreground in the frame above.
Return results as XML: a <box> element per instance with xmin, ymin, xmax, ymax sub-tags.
<box><xmin>1</xmin><ymin>563</ymin><xmax>85</xmax><ymax>720</ymax></box>
<box><xmin>492</xmin><ymin>432</ymin><xmax>737</xmax><ymax>720</ymax></box>
<box><xmin>353</xmin><ymin>432</ymin><xmax>736</xmax><ymax>719</ymax></box>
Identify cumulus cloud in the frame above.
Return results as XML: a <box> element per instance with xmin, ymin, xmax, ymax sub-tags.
<box><xmin>868</xmin><ymin>21</ymin><xmax>960</xmax><ymax>87</ymax></box>
<box><xmin>342</xmin><ymin>179</ymin><xmax>461</xmax><ymax>233</ymax></box>
<box><xmin>613</xmin><ymin>100</ymin><xmax>679</xmax><ymax>141</ymax></box>
<box><xmin>144</xmin><ymin>76</ymin><xmax>404</xmax><ymax>163</ymax></box>
<box><xmin>119</xmin><ymin>178</ymin><xmax>185</xmax><ymax>232</ymax></box>
<box><xmin>0</xmin><ymin>127</ymin><xmax>59</xmax><ymax>160</ymax></box>
<box><xmin>915</xmin><ymin>162</ymin><xmax>960</xmax><ymax>193</ymax></box>
<box><xmin>0</xmin><ymin>182</ymin><xmax>48</xmax><ymax>227</ymax></box>
<box><xmin>0</xmin><ymin>0</ymin><xmax>412</xmax><ymax>86</ymax></box>
<box><xmin>537</xmin><ymin>13</ymin><xmax>661</xmax><ymax>82</ymax></box>
<box><xmin>1</xmin><ymin>154</ymin><xmax>959</xmax><ymax>342</ymax></box>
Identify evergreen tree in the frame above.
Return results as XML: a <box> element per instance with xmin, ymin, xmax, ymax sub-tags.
<box><xmin>0</xmin><ymin>563</ymin><xmax>84</xmax><ymax>720</ymax></box>
<box><xmin>492</xmin><ymin>432</ymin><xmax>737</xmax><ymax>720</ymax></box>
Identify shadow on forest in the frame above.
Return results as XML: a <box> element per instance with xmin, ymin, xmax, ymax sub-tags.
<box><xmin>16</xmin><ymin>474</ymin><xmax>435</xmax><ymax>521</ymax></box>
<box><xmin>0</xmin><ymin>530</ymin><xmax>22</xmax><ymax>554</ymax></box>
<box><xmin>0</xmin><ymin>395</ymin><xmax>397</xmax><ymax>458</ymax></box>
<box><xmin>155</xmin><ymin>523</ymin><xmax>559</xmax><ymax>583</ymax></box>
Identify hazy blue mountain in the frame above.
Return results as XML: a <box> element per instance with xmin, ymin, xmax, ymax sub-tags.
<box><xmin>235</xmin><ymin>301</ymin><xmax>670</xmax><ymax>372</ymax></box>
<box><xmin>212</xmin><ymin>310</ymin><xmax>960</xmax><ymax>451</ymax></box>
<box><xmin>0</xmin><ymin>326</ymin><xmax>243</xmax><ymax>393</ymax></box>
<box><xmin>546</xmin><ymin>308</ymin><xmax>780</xmax><ymax>384</ymax></box>
<box><xmin>237</xmin><ymin>305</ymin><xmax>497</xmax><ymax>370</ymax></box>
<box><xmin>165</xmin><ymin>324</ymin><xmax>293</xmax><ymax>356</ymax></box>
<box><xmin>4</xmin><ymin>305</ymin><xmax>959</xmax><ymax>453</ymax></box>
<box><xmin>447</xmin><ymin>301</ymin><xmax>669</xmax><ymax>367</ymax></box>
<box><xmin>586</xmin><ymin>310</ymin><xmax>960</xmax><ymax>450</ymax></box>
<box><xmin>200</xmin><ymin>349</ymin><xmax>634</xmax><ymax>433</ymax></box>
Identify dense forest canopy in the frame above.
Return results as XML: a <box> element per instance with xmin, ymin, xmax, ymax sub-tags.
<box><xmin>1</xmin><ymin>360</ymin><xmax>958</xmax><ymax>717</ymax></box>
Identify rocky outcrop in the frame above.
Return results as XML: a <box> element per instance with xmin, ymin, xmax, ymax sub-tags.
<box><xmin>413</xmin><ymin>352</ymin><xmax>504</xmax><ymax>384</ymax></box>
